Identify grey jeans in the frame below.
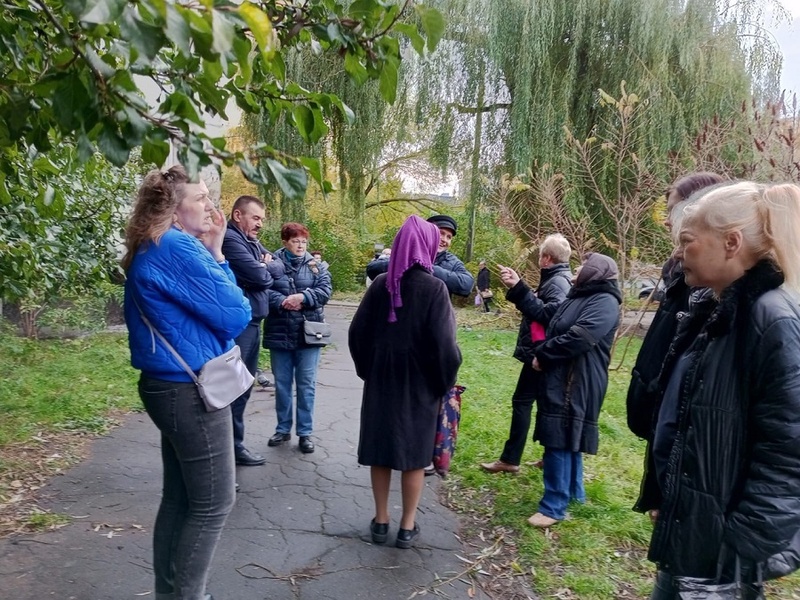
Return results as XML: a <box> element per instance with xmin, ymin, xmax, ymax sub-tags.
<box><xmin>139</xmin><ymin>375</ymin><xmax>236</xmax><ymax>600</ymax></box>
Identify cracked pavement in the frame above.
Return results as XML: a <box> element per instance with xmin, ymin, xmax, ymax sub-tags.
<box><xmin>0</xmin><ymin>302</ymin><xmax>490</xmax><ymax>600</ymax></box>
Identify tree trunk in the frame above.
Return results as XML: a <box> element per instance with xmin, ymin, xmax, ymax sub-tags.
<box><xmin>465</xmin><ymin>57</ymin><xmax>486</xmax><ymax>263</ymax></box>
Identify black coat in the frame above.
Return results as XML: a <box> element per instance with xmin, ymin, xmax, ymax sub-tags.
<box><xmin>366</xmin><ymin>251</ymin><xmax>474</xmax><ymax>297</ymax></box>
<box><xmin>506</xmin><ymin>263</ymin><xmax>572</xmax><ymax>365</ymax></box>
<box><xmin>532</xmin><ymin>279</ymin><xmax>622</xmax><ymax>454</ymax></box>
<box><xmin>262</xmin><ymin>248</ymin><xmax>332</xmax><ymax>351</ymax></box>
<box><xmin>221</xmin><ymin>223</ymin><xmax>284</xmax><ymax>320</ymax></box>
<box><xmin>647</xmin><ymin>261</ymin><xmax>800</xmax><ymax>580</ymax></box>
<box><xmin>626</xmin><ymin>267</ymin><xmax>692</xmax><ymax>440</ymax></box>
<box><xmin>349</xmin><ymin>267</ymin><xmax>462</xmax><ymax>470</ymax></box>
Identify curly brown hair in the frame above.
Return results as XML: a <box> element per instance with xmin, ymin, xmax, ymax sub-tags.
<box><xmin>121</xmin><ymin>165</ymin><xmax>191</xmax><ymax>271</ymax></box>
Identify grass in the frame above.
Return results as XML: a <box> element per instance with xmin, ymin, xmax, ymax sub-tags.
<box><xmin>0</xmin><ymin>331</ymin><xmax>141</xmax><ymax>447</ymax></box>
<box><xmin>451</xmin><ymin>316</ymin><xmax>800</xmax><ymax>599</ymax></box>
<box><xmin>0</xmin><ymin>329</ymin><xmax>141</xmax><ymax>535</ymax></box>
<box><xmin>1</xmin><ymin>312</ymin><xmax>799</xmax><ymax>598</ymax></box>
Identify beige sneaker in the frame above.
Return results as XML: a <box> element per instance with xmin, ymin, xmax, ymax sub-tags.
<box><xmin>527</xmin><ymin>512</ymin><xmax>559</xmax><ymax>528</ymax></box>
<box><xmin>479</xmin><ymin>460</ymin><xmax>520</xmax><ymax>474</ymax></box>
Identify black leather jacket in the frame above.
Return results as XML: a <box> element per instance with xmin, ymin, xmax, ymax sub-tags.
<box><xmin>646</xmin><ymin>261</ymin><xmax>800</xmax><ymax>580</ymax></box>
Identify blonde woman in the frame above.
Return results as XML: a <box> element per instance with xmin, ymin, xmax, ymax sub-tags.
<box><xmin>646</xmin><ymin>182</ymin><xmax>800</xmax><ymax>598</ymax></box>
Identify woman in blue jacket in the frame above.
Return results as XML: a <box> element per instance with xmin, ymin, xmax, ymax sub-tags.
<box><xmin>123</xmin><ymin>166</ymin><xmax>251</xmax><ymax>600</ymax></box>
<box><xmin>263</xmin><ymin>222</ymin><xmax>332</xmax><ymax>454</ymax></box>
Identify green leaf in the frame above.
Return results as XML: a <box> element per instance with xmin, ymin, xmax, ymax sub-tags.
<box><xmin>330</xmin><ymin>97</ymin><xmax>355</xmax><ymax>125</ymax></box>
<box><xmin>232</xmin><ymin>36</ymin><xmax>253</xmax><ymax>86</ymax></box>
<box><xmin>326</xmin><ymin>22</ymin><xmax>345</xmax><ymax>45</ymax></box>
<box><xmin>266</xmin><ymin>158</ymin><xmax>308</xmax><ymax>201</ymax></box>
<box><xmin>97</xmin><ymin>125</ymin><xmax>130</xmax><ymax>167</ymax></box>
<box><xmin>379</xmin><ymin>57</ymin><xmax>398</xmax><ymax>104</ymax></box>
<box><xmin>349</xmin><ymin>0</ymin><xmax>378</xmax><ymax>20</ymax></box>
<box><xmin>160</xmin><ymin>92</ymin><xmax>203</xmax><ymax>126</ymax></box>
<box><xmin>238</xmin><ymin>2</ymin><xmax>274</xmax><ymax>63</ymax></box>
<box><xmin>344</xmin><ymin>53</ymin><xmax>369</xmax><ymax>85</ymax></box>
<box><xmin>415</xmin><ymin>5</ymin><xmax>445</xmax><ymax>52</ymax></box>
<box><xmin>270</xmin><ymin>52</ymin><xmax>286</xmax><ymax>82</ymax></box>
<box><xmin>293</xmin><ymin>105</ymin><xmax>315</xmax><ymax>144</ymax></box>
<box><xmin>52</xmin><ymin>72</ymin><xmax>91</xmax><ymax>131</ymax></box>
<box><xmin>299</xmin><ymin>156</ymin><xmax>324</xmax><ymax>186</ymax></box>
<box><xmin>394</xmin><ymin>23</ymin><xmax>425</xmax><ymax>56</ymax></box>
<box><xmin>80</xmin><ymin>0</ymin><xmax>126</xmax><ymax>24</ymax></box>
<box><xmin>0</xmin><ymin>173</ymin><xmax>11</xmax><ymax>205</ymax></box>
<box><xmin>142</xmin><ymin>136</ymin><xmax>170</xmax><ymax>167</ymax></box>
<box><xmin>237</xmin><ymin>158</ymin><xmax>267</xmax><ymax>185</ymax></box>
<box><xmin>165</xmin><ymin>4</ymin><xmax>192</xmax><ymax>56</ymax></box>
<box><xmin>310</xmin><ymin>106</ymin><xmax>329</xmax><ymax>142</ymax></box>
<box><xmin>42</xmin><ymin>184</ymin><xmax>55</xmax><ymax>207</ymax></box>
<box><xmin>119</xmin><ymin>6</ymin><xmax>165</xmax><ymax>61</ymax></box>
<box><xmin>186</xmin><ymin>11</ymin><xmax>215</xmax><ymax>60</ymax></box>
<box><xmin>211</xmin><ymin>9</ymin><xmax>235</xmax><ymax>57</ymax></box>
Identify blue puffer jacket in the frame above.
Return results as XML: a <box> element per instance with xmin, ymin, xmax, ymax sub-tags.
<box><xmin>263</xmin><ymin>248</ymin><xmax>333</xmax><ymax>350</ymax></box>
<box><xmin>124</xmin><ymin>227</ymin><xmax>252</xmax><ymax>382</ymax></box>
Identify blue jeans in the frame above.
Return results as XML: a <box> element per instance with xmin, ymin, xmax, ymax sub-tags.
<box><xmin>139</xmin><ymin>375</ymin><xmax>236</xmax><ymax>600</ymax></box>
<box><xmin>270</xmin><ymin>347</ymin><xmax>321</xmax><ymax>437</ymax></box>
<box><xmin>538</xmin><ymin>447</ymin><xmax>586</xmax><ymax>520</ymax></box>
<box><xmin>231</xmin><ymin>320</ymin><xmax>261</xmax><ymax>454</ymax></box>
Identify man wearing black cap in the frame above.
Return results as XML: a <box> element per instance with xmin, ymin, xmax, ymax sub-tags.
<box><xmin>424</xmin><ymin>214</ymin><xmax>474</xmax><ymax>296</ymax></box>
<box><xmin>365</xmin><ymin>214</ymin><xmax>474</xmax><ymax>297</ymax></box>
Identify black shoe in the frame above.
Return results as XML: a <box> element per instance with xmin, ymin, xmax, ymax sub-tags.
<box><xmin>396</xmin><ymin>523</ymin><xmax>420</xmax><ymax>549</ymax></box>
<box><xmin>370</xmin><ymin>518</ymin><xmax>389</xmax><ymax>544</ymax></box>
<box><xmin>299</xmin><ymin>436</ymin><xmax>315</xmax><ymax>454</ymax></box>
<box><xmin>268</xmin><ymin>432</ymin><xmax>291</xmax><ymax>447</ymax></box>
<box><xmin>235</xmin><ymin>448</ymin><xmax>266</xmax><ymax>466</ymax></box>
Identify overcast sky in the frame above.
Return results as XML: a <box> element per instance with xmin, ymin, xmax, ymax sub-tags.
<box><xmin>771</xmin><ymin>0</ymin><xmax>800</xmax><ymax>94</ymax></box>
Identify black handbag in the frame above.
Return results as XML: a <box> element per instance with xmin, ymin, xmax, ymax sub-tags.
<box><xmin>303</xmin><ymin>318</ymin><xmax>331</xmax><ymax>346</ymax></box>
<box><xmin>675</xmin><ymin>555</ymin><xmax>764</xmax><ymax>600</ymax></box>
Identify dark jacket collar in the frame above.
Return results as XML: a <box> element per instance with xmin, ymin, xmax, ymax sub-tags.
<box><xmin>568</xmin><ymin>279</ymin><xmax>623</xmax><ymax>303</ymax></box>
<box><xmin>703</xmin><ymin>259</ymin><xmax>784</xmax><ymax>339</ymax></box>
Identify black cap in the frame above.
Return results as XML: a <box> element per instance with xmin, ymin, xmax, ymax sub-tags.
<box><xmin>427</xmin><ymin>214</ymin><xmax>457</xmax><ymax>236</ymax></box>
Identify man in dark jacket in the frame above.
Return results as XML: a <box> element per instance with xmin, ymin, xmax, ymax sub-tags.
<box><xmin>476</xmin><ymin>260</ymin><xmax>492</xmax><ymax>312</ymax></box>
<box><xmin>480</xmin><ymin>233</ymin><xmax>572</xmax><ymax>474</ymax></box>
<box><xmin>364</xmin><ymin>214</ymin><xmax>474</xmax><ymax>297</ymax></box>
<box><xmin>221</xmin><ymin>195</ymin><xmax>284</xmax><ymax>466</ymax></box>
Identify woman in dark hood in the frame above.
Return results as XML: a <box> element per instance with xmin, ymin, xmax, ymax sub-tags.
<box><xmin>502</xmin><ymin>252</ymin><xmax>622</xmax><ymax>528</ymax></box>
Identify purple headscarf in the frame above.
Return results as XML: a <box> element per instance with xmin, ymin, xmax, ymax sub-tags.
<box><xmin>385</xmin><ymin>215</ymin><xmax>440</xmax><ymax>322</ymax></box>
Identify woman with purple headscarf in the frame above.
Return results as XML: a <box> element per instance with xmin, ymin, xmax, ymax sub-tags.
<box><xmin>349</xmin><ymin>215</ymin><xmax>462</xmax><ymax>549</ymax></box>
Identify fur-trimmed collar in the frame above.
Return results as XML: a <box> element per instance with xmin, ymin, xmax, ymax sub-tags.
<box><xmin>703</xmin><ymin>260</ymin><xmax>784</xmax><ymax>339</ymax></box>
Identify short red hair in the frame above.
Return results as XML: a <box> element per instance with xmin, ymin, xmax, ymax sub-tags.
<box><xmin>281</xmin><ymin>222</ymin><xmax>309</xmax><ymax>240</ymax></box>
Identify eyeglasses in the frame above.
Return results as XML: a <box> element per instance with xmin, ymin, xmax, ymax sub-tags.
<box><xmin>288</xmin><ymin>239</ymin><xmax>308</xmax><ymax>245</ymax></box>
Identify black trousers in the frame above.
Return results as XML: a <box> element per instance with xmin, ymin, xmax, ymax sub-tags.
<box><xmin>499</xmin><ymin>363</ymin><xmax>539</xmax><ymax>466</ymax></box>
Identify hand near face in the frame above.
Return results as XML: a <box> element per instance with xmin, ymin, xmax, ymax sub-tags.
<box><xmin>201</xmin><ymin>208</ymin><xmax>227</xmax><ymax>261</ymax></box>
<box><xmin>497</xmin><ymin>264</ymin><xmax>520</xmax><ymax>288</ymax></box>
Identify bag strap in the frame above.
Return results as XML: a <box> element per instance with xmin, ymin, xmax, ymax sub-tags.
<box><xmin>131</xmin><ymin>295</ymin><xmax>199</xmax><ymax>384</ymax></box>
